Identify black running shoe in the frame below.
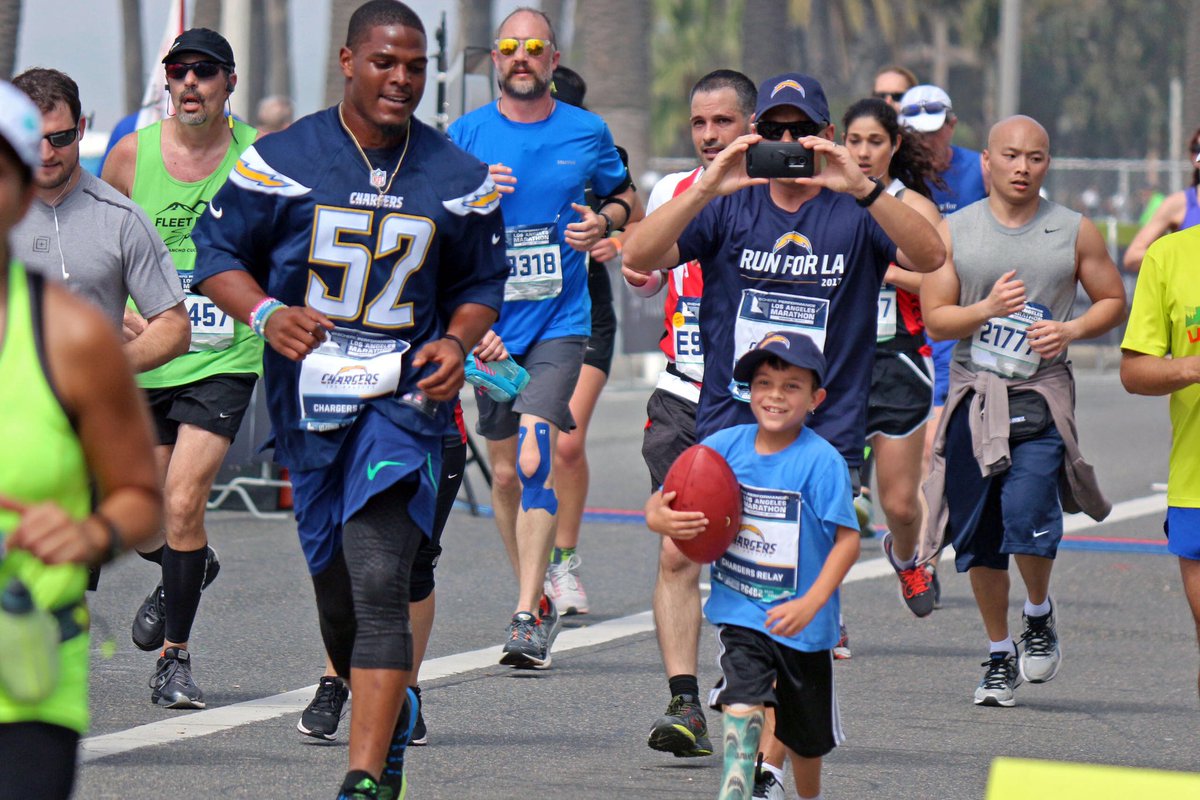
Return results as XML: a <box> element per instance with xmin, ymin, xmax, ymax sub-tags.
<box><xmin>378</xmin><ymin>688</ymin><xmax>418</xmax><ymax>800</ymax></box>
<box><xmin>297</xmin><ymin>676</ymin><xmax>349</xmax><ymax>740</ymax></box>
<box><xmin>410</xmin><ymin>685</ymin><xmax>427</xmax><ymax>746</ymax></box>
<box><xmin>647</xmin><ymin>693</ymin><xmax>713</xmax><ymax>757</ymax></box>
<box><xmin>150</xmin><ymin>646</ymin><xmax>205</xmax><ymax>709</ymax></box>
<box><xmin>337</xmin><ymin>770</ymin><xmax>380</xmax><ymax>800</ymax></box>
<box><xmin>131</xmin><ymin>546</ymin><xmax>220</xmax><ymax>651</ymax></box>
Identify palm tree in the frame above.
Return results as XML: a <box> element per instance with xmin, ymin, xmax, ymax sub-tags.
<box><xmin>193</xmin><ymin>0</ymin><xmax>222</xmax><ymax>32</ymax></box>
<box><xmin>573</xmin><ymin>0</ymin><xmax>652</xmax><ymax>182</ymax></box>
<box><xmin>325</xmin><ymin>0</ymin><xmax>358</xmax><ymax>106</ymax></box>
<box><xmin>121</xmin><ymin>0</ymin><xmax>144</xmax><ymax>112</ymax></box>
<box><xmin>0</xmin><ymin>0</ymin><xmax>19</xmax><ymax>79</ymax></box>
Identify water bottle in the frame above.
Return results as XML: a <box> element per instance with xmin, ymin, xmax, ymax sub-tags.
<box><xmin>0</xmin><ymin>578</ymin><xmax>60</xmax><ymax>702</ymax></box>
<box><xmin>465</xmin><ymin>354</ymin><xmax>531</xmax><ymax>403</ymax></box>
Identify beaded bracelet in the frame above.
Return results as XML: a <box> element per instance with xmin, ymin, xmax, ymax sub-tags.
<box><xmin>442</xmin><ymin>333</ymin><xmax>468</xmax><ymax>358</ymax></box>
<box><xmin>248</xmin><ymin>297</ymin><xmax>286</xmax><ymax>340</ymax></box>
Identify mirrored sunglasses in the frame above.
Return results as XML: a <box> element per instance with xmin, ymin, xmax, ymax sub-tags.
<box><xmin>900</xmin><ymin>100</ymin><xmax>950</xmax><ymax>117</ymax></box>
<box><xmin>164</xmin><ymin>61</ymin><xmax>224</xmax><ymax>81</ymax></box>
<box><xmin>495</xmin><ymin>37</ymin><xmax>551</xmax><ymax>57</ymax></box>
<box><xmin>43</xmin><ymin>127</ymin><xmax>79</xmax><ymax>148</ymax></box>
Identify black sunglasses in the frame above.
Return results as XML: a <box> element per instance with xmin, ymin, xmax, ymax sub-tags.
<box><xmin>874</xmin><ymin>91</ymin><xmax>905</xmax><ymax>102</ymax></box>
<box><xmin>899</xmin><ymin>100</ymin><xmax>950</xmax><ymax>117</ymax></box>
<box><xmin>43</xmin><ymin>126</ymin><xmax>79</xmax><ymax>148</ymax></box>
<box><xmin>757</xmin><ymin>120</ymin><xmax>823</xmax><ymax>142</ymax></box>
<box><xmin>164</xmin><ymin>61</ymin><xmax>225</xmax><ymax>81</ymax></box>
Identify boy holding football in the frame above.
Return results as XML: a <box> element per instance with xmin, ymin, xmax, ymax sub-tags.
<box><xmin>646</xmin><ymin>331</ymin><xmax>860</xmax><ymax>800</ymax></box>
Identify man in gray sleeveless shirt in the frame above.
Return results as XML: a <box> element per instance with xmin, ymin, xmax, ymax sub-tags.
<box><xmin>921</xmin><ymin>116</ymin><xmax>1125</xmax><ymax>707</ymax></box>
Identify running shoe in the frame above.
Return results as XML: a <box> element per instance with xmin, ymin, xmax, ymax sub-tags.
<box><xmin>853</xmin><ymin>493</ymin><xmax>875</xmax><ymax>537</ymax></box>
<box><xmin>973</xmin><ymin>649</ymin><xmax>1022</xmax><ymax>707</ymax></box>
<box><xmin>499</xmin><ymin>612</ymin><xmax>544</xmax><ymax>668</ymax></box>
<box><xmin>647</xmin><ymin>693</ymin><xmax>713</xmax><ymax>757</ymax></box>
<box><xmin>297</xmin><ymin>676</ymin><xmax>349</xmax><ymax>740</ymax></box>
<box><xmin>131</xmin><ymin>546</ymin><xmax>221</xmax><ymax>651</ymax></box>
<box><xmin>833</xmin><ymin>623</ymin><xmax>852</xmax><ymax>659</ymax></box>
<box><xmin>752</xmin><ymin>758</ymin><xmax>785</xmax><ymax>800</ymax></box>
<box><xmin>882</xmin><ymin>531</ymin><xmax>935</xmax><ymax>618</ymax></box>
<box><xmin>930</xmin><ymin>565</ymin><xmax>942</xmax><ymax>609</ymax></box>
<box><xmin>379</xmin><ymin>687</ymin><xmax>418</xmax><ymax>800</ymax></box>
<box><xmin>149</xmin><ymin>646</ymin><xmax>205</xmax><ymax>709</ymax></box>
<box><xmin>1018</xmin><ymin>602</ymin><xmax>1062</xmax><ymax>684</ymax></box>
<box><xmin>410</xmin><ymin>685</ymin><xmax>427</xmax><ymax>746</ymax></box>
<box><xmin>337</xmin><ymin>771</ymin><xmax>380</xmax><ymax>800</ymax></box>
<box><xmin>544</xmin><ymin>552</ymin><xmax>589</xmax><ymax>615</ymax></box>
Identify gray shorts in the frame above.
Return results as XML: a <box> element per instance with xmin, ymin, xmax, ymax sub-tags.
<box><xmin>474</xmin><ymin>336</ymin><xmax>587</xmax><ymax>440</ymax></box>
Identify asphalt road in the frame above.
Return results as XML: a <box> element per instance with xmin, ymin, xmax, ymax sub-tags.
<box><xmin>73</xmin><ymin>370</ymin><xmax>1198</xmax><ymax>799</ymax></box>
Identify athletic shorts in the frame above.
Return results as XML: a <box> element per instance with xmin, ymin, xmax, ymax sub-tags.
<box><xmin>475</xmin><ymin>336</ymin><xmax>587</xmax><ymax>440</ymax></box>
<box><xmin>409</xmin><ymin>437</ymin><xmax>467</xmax><ymax>602</ymax></box>
<box><xmin>642</xmin><ymin>388</ymin><xmax>698</xmax><ymax>490</ymax></box>
<box><xmin>866</xmin><ymin>350</ymin><xmax>934</xmax><ymax>439</ymax></box>
<box><xmin>583</xmin><ymin>260</ymin><xmax>617</xmax><ymax>375</ymax></box>
<box><xmin>708</xmin><ymin>624</ymin><xmax>842</xmax><ymax>759</ymax></box>
<box><xmin>930</xmin><ymin>339</ymin><xmax>955</xmax><ymax>407</ymax></box>
<box><xmin>145</xmin><ymin>373</ymin><xmax>257</xmax><ymax>445</ymax></box>
<box><xmin>1164</xmin><ymin>507</ymin><xmax>1200</xmax><ymax>561</ymax></box>
<box><xmin>944</xmin><ymin>400</ymin><xmax>1065</xmax><ymax>571</ymax></box>
<box><xmin>291</xmin><ymin>407</ymin><xmax>442</xmax><ymax>576</ymax></box>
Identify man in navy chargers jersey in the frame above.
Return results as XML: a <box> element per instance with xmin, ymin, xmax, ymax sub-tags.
<box><xmin>624</xmin><ymin>72</ymin><xmax>944</xmax><ymax>793</ymax></box>
<box><xmin>191</xmin><ymin>2</ymin><xmax>507</xmax><ymax>798</ymax></box>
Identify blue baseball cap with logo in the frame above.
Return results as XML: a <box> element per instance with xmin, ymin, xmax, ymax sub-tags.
<box><xmin>754</xmin><ymin>73</ymin><xmax>830</xmax><ymax>126</ymax></box>
<box><xmin>733</xmin><ymin>330</ymin><xmax>827</xmax><ymax>385</ymax></box>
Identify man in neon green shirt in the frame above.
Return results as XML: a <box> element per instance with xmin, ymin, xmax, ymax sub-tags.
<box><xmin>1120</xmin><ymin>204</ymin><xmax>1200</xmax><ymax>698</ymax></box>
<box><xmin>102</xmin><ymin>28</ymin><xmax>260</xmax><ymax>709</ymax></box>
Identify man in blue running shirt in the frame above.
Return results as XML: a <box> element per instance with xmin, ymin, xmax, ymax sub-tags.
<box><xmin>449</xmin><ymin>6</ymin><xmax>637</xmax><ymax>670</ymax></box>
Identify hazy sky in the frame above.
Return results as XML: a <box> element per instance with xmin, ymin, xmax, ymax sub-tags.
<box><xmin>13</xmin><ymin>0</ymin><xmax>508</xmax><ymax>132</ymax></box>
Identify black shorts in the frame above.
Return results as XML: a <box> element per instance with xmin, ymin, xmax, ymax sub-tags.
<box><xmin>709</xmin><ymin>624</ymin><xmax>842</xmax><ymax>759</ymax></box>
<box><xmin>410</xmin><ymin>436</ymin><xmax>466</xmax><ymax>602</ymax></box>
<box><xmin>866</xmin><ymin>349</ymin><xmax>933</xmax><ymax>439</ymax></box>
<box><xmin>642</xmin><ymin>388</ymin><xmax>698</xmax><ymax>490</ymax></box>
<box><xmin>583</xmin><ymin>259</ymin><xmax>617</xmax><ymax>375</ymax></box>
<box><xmin>145</xmin><ymin>373</ymin><xmax>258</xmax><ymax>445</ymax></box>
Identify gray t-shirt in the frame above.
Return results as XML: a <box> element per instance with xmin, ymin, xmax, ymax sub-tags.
<box><xmin>947</xmin><ymin>198</ymin><xmax>1081</xmax><ymax>378</ymax></box>
<box><xmin>11</xmin><ymin>169</ymin><xmax>183</xmax><ymax>329</ymax></box>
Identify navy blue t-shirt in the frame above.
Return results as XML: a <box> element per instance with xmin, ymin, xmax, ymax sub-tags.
<box><xmin>192</xmin><ymin>108</ymin><xmax>508</xmax><ymax>472</ymax></box>
<box><xmin>677</xmin><ymin>184</ymin><xmax>895</xmax><ymax>466</ymax></box>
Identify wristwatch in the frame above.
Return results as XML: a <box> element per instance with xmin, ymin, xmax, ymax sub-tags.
<box><xmin>856</xmin><ymin>177</ymin><xmax>885</xmax><ymax>208</ymax></box>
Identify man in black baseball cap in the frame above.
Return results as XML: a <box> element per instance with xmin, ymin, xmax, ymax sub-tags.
<box><xmin>163</xmin><ymin>28</ymin><xmax>235</xmax><ymax>69</ymax></box>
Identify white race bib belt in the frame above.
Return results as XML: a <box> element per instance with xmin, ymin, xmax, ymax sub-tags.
<box><xmin>672</xmin><ymin>296</ymin><xmax>704</xmax><ymax>382</ymax></box>
<box><xmin>731</xmin><ymin>289</ymin><xmax>828</xmax><ymax>401</ymax></box>
<box><xmin>179</xmin><ymin>270</ymin><xmax>235</xmax><ymax>351</ymax></box>
<box><xmin>876</xmin><ymin>285</ymin><xmax>897</xmax><ymax>343</ymax></box>
<box><xmin>712</xmin><ymin>485</ymin><xmax>801</xmax><ymax>603</ymax></box>
<box><xmin>298</xmin><ymin>327</ymin><xmax>409</xmax><ymax>432</ymax></box>
<box><xmin>504</xmin><ymin>222</ymin><xmax>562</xmax><ymax>302</ymax></box>
<box><xmin>971</xmin><ymin>302</ymin><xmax>1049</xmax><ymax>379</ymax></box>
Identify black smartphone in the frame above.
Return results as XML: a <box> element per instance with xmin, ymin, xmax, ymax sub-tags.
<box><xmin>745</xmin><ymin>142</ymin><xmax>815</xmax><ymax>179</ymax></box>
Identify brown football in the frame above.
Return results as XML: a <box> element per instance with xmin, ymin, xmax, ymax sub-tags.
<box><xmin>662</xmin><ymin>444</ymin><xmax>743</xmax><ymax>564</ymax></box>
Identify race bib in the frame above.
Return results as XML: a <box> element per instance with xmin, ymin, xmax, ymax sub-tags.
<box><xmin>504</xmin><ymin>223</ymin><xmax>562</xmax><ymax>302</ymax></box>
<box><xmin>297</xmin><ymin>327</ymin><xmax>409</xmax><ymax>432</ymax></box>
<box><xmin>672</xmin><ymin>296</ymin><xmax>704</xmax><ymax>381</ymax></box>
<box><xmin>876</xmin><ymin>286</ymin><xmax>897</xmax><ymax>343</ymax></box>
<box><xmin>712</xmin><ymin>485</ymin><xmax>801</xmax><ymax>603</ymax></box>
<box><xmin>730</xmin><ymin>289</ymin><xmax>828</xmax><ymax>401</ymax></box>
<box><xmin>179</xmin><ymin>271</ymin><xmax>235</xmax><ymax>351</ymax></box>
<box><xmin>971</xmin><ymin>302</ymin><xmax>1050</xmax><ymax>379</ymax></box>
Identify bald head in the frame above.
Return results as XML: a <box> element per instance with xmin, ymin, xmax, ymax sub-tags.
<box><xmin>987</xmin><ymin>115</ymin><xmax>1049</xmax><ymax>154</ymax></box>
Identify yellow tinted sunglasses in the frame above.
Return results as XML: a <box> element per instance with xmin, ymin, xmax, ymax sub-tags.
<box><xmin>495</xmin><ymin>37</ymin><xmax>551</xmax><ymax>57</ymax></box>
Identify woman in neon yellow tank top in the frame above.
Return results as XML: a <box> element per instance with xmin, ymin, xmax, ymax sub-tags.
<box><xmin>0</xmin><ymin>83</ymin><xmax>162</xmax><ymax>800</ymax></box>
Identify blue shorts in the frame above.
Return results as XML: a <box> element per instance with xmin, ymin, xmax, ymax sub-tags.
<box><xmin>929</xmin><ymin>339</ymin><xmax>955</xmax><ymax>407</ymax></box>
<box><xmin>944</xmin><ymin>401</ymin><xmax>1065</xmax><ymax>571</ymax></box>
<box><xmin>291</xmin><ymin>407</ymin><xmax>442</xmax><ymax>575</ymax></box>
<box><xmin>1165</xmin><ymin>507</ymin><xmax>1200</xmax><ymax>561</ymax></box>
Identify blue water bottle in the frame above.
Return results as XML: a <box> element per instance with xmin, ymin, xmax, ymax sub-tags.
<box><xmin>464</xmin><ymin>355</ymin><xmax>531</xmax><ymax>402</ymax></box>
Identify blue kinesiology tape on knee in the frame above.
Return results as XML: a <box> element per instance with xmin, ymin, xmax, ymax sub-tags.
<box><xmin>517</xmin><ymin>422</ymin><xmax>558</xmax><ymax>514</ymax></box>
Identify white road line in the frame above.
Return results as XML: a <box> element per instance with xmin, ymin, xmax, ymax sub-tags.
<box><xmin>81</xmin><ymin>493</ymin><xmax>1166</xmax><ymax>762</ymax></box>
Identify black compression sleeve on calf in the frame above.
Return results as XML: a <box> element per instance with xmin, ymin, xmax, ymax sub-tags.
<box><xmin>343</xmin><ymin>480</ymin><xmax>424</xmax><ymax>671</ymax></box>
<box><xmin>312</xmin><ymin>550</ymin><xmax>356</xmax><ymax>679</ymax></box>
<box><xmin>162</xmin><ymin>545</ymin><xmax>208</xmax><ymax>644</ymax></box>
<box><xmin>138</xmin><ymin>545</ymin><xmax>165</xmax><ymax>565</ymax></box>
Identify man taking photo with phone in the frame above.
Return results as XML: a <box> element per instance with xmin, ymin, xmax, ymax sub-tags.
<box><xmin>623</xmin><ymin>71</ymin><xmax>944</xmax><ymax>796</ymax></box>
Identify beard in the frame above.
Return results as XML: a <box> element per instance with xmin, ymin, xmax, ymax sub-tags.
<box><xmin>176</xmin><ymin>91</ymin><xmax>211</xmax><ymax>127</ymax></box>
<box><xmin>500</xmin><ymin>68</ymin><xmax>550</xmax><ymax>100</ymax></box>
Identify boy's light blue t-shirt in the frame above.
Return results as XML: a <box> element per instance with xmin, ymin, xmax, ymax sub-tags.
<box><xmin>448</xmin><ymin>101</ymin><xmax>628</xmax><ymax>355</ymax></box>
<box><xmin>701</xmin><ymin>424</ymin><xmax>858</xmax><ymax>652</ymax></box>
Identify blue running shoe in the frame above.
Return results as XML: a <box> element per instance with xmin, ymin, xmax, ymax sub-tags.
<box><xmin>337</xmin><ymin>770</ymin><xmax>380</xmax><ymax>800</ymax></box>
<box><xmin>378</xmin><ymin>687</ymin><xmax>419</xmax><ymax>800</ymax></box>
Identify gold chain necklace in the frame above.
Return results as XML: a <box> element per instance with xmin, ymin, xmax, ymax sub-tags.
<box><xmin>338</xmin><ymin>102</ymin><xmax>411</xmax><ymax>195</ymax></box>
